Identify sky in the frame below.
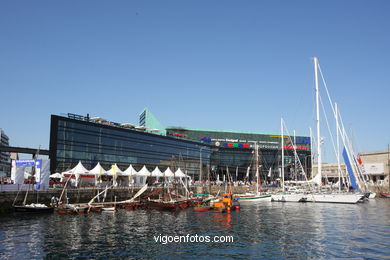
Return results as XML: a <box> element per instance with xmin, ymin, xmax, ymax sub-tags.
<box><xmin>1</xmin><ymin>0</ymin><xmax>389</xmax><ymax>162</ymax></box>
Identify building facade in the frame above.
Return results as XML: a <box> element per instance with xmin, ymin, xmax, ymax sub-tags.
<box><xmin>49</xmin><ymin>114</ymin><xmax>211</xmax><ymax>178</ymax></box>
<box><xmin>165</xmin><ymin>127</ymin><xmax>312</xmax><ymax>182</ymax></box>
<box><xmin>359</xmin><ymin>149</ymin><xmax>390</xmax><ymax>186</ymax></box>
<box><xmin>49</xmin><ymin>110</ymin><xmax>312</xmax><ymax>182</ymax></box>
<box><xmin>0</xmin><ymin>128</ymin><xmax>11</xmax><ymax>176</ymax></box>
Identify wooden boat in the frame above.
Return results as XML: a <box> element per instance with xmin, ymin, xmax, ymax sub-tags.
<box><xmin>380</xmin><ymin>192</ymin><xmax>390</xmax><ymax>198</ymax></box>
<box><xmin>13</xmin><ymin>204</ymin><xmax>54</xmax><ymax>213</ymax></box>
<box><xmin>145</xmin><ymin>199</ymin><xmax>182</xmax><ymax>211</ymax></box>
<box><xmin>118</xmin><ymin>202</ymin><xmax>142</xmax><ymax>210</ymax></box>
<box><xmin>55</xmin><ymin>204</ymin><xmax>88</xmax><ymax>215</ymax></box>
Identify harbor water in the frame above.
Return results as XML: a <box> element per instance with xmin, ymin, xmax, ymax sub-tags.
<box><xmin>0</xmin><ymin>199</ymin><xmax>389</xmax><ymax>259</ymax></box>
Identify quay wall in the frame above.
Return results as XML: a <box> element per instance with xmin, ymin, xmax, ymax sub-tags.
<box><xmin>0</xmin><ymin>185</ymin><xmax>256</xmax><ymax>213</ymax></box>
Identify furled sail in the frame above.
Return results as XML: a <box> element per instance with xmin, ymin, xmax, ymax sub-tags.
<box><xmin>342</xmin><ymin>147</ymin><xmax>358</xmax><ymax>190</ymax></box>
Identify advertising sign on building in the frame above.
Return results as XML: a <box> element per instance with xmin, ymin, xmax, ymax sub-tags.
<box><xmin>363</xmin><ymin>163</ymin><xmax>384</xmax><ymax>175</ymax></box>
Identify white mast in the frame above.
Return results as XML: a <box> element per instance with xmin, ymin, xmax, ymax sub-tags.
<box><xmin>314</xmin><ymin>57</ymin><xmax>322</xmax><ymax>186</ymax></box>
<box><xmin>335</xmin><ymin>102</ymin><xmax>341</xmax><ymax>192</ymax></box>
<box><xmin>255</xmin><ymin>142</ymin><xmax>260</xmax><ymax>195</ymax></box>
<box><xmin>309</xmin><ymin>127</ymin><xmax>314</xmax><ymax>180</ymax></box>
<box><xmin>281</xmin><ymin>118</ymin><xmax>285</xmax><ymax>192</ymax></box>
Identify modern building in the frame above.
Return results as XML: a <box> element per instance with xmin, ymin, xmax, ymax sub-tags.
<box><xmin>49</xmin><ymin>114</ymin><xmax>212</xmax><ymax>178</ymax></box>
<box><xmin>49</xmin><ymin>109</ymin><xmax>312</xmax><ymax>181</ymax></box>
<box><xmin>0</xmin><ymin>128</ymin><xmax>11</xmax><ymax>177</ymax></box>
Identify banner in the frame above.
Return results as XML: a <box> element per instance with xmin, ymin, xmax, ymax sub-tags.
<box><xmin>34</xmin><ymin>160</ymin><xmax>42</xmax><ymax>190</ymax></box>
<box><xmin>38</xmin><ymin>160</ymin><xmax>50</xmax><ymax>190</ymax></box>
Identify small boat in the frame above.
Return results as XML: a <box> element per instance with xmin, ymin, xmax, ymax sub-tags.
<box><xmin>145</xmin><ymin>199</ymin><xmax>182</xmax><ymax>211</ymax></box>
<box><xmin>364</xmin><ymin>192</ymin><xmax>377</xmax><ymax>199</ymax></box>
<box><xmin>236</xmin><ymin>193</ymin><xmax>272</xmax><ymax>204</ymax></box>
<box><xmin>101</xmin><ymin>206</ymin><xmax>116</xmax><ymax>212</ymax></box>
<box><xmin>13</xmin><ymin>203</ymin><xmax>54</xmax><ymax>213</ymax></box>
<box><xmin>55</xmin><ymin>204</ymin><xmax>88</xmax><ymax>215</ymax></box>
<box><xmin>380</xmin><ymin>192</ymin><xmax>390</xmax><ymax>198</ymax></box>
<box><xmin>194</xmin><ymin>193</ymin><xmax>240</xmax><ymax>213</ymax></box>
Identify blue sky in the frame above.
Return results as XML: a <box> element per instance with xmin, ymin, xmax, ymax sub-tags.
<box><xmin>1</xmin><ymin>1</ymin><xmax>389</xmax><ymax>162</ymax></box>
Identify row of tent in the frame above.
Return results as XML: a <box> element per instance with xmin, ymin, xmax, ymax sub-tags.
<box><xmin>50</xmin><ymin>161</ymin><xmax>191</xmax><ymax>186</ymax></box>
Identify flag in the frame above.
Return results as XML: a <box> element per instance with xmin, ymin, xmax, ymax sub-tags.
<box><xmin>112</xmin><ymin>164</ymin><xmax>117</xmax><ymax>187</ymax></box>
<box><xmin>99</xmin><ymin>166</ymin><xmax>102</xmax><ymax>184</ymax></box>
<box><xmin>357</xmin><ymin>153</ymin><xmax>362</xmax><ymax>165</ymax></box>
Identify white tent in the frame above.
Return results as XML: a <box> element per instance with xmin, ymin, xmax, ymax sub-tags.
<box><xmin>50</xmin><ymin>173</ymin><xmax>62</xmax><ymax>178</ymax></box>
<box><xmin>151</xmin><ymin>166</ymin><xmax>164</xmax><ymax>183</ymax></box>
<box><xmin>89</xmin><ymin>162</ymin><xmax>108</xmax><ymax>176</ymax></box>
<box><xmin>62</xmin><ymin>161</ymin><xmax>92</xmax><ymax>186</ymax></box>
<box><xmin>89</xmin><ymin>162</ymin><xmax>108</xmax><ymax>185</ymax></box>
<box><xmin>106</xmin><ymin>164</ymin><xmax>124</xmax><ymax>186</ymax></box>
<box><xmin>135</xmin><ymin>165</ymin><xmax>151</xmax><ymax>186</ymax></box>
<box><xmin>175</xmin><ymin>168</ymin><xmax>187</xmax><ymax>179</ymax></box>
<box><xmin>123</xmin><ymin>164</ymin><xmax>136</xmax><ymax>176</ymax></box>
<box><xmin>136</xmin><ymin>165</ymin><xmax>151</xmax><ymax>176</ymax></box>
<box><xmin>151</xmin><ymin>166</ymin><xmax>164</xmax><ymax>177</ymax></box>
<box><xmin>163</xmin><ymin>167</ymin><xmax>175</xmax><ymax>182</ymax></box>
<box><xmin>106</xmin><ymin>164</ymin><xmax>124</xmax><ymax>176</ymax></box>
<box><xmin>122</xmin><ymin>164</ymin><xmax>137</xmax><ymax>186</ymax></box>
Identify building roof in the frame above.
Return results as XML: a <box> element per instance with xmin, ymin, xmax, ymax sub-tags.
<box><xmin>166</xmin><ymin>126</ymin><xmax>309</xmax><ymax>137</ymax></box>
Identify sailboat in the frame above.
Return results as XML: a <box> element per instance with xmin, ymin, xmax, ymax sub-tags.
<box><xmin>306</xmin><ymin>57</ymin><xmax>364</xmax><ymax>204</ymax></box>
<box><xmin>271</xmin><ymin>119</ymin><xmax>308</xmax><ymax>203</ymax></box>
<box><xmin>13</xmin><ymin>163</ymin><xmax>54</xmax><ymax>213</ymax></box>
<box><xmin>236</xmin><ymin>143</ymin><xmax>271</xmax><ymax>204</ymax></box>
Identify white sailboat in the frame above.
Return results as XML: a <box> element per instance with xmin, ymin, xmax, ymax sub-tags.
<box><xmin>307</xmin><ymin>57</ymin><xmax>363</xmax><ymax>204</ymax></box>
<box><xmin>271</xmin><ymin>119</ymin><xmax>308</xmax><ymax>202</ymax></box>
<box><xmin>236</xmin><ymin>143</ymin><xmax>271</xmax><ymax>204</ymax></box>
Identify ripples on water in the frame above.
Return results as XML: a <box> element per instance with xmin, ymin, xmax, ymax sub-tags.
<box><xmin>0</xmin><ymin>200</ymin><xmax>389</xmax><ymax>259</ymax></box>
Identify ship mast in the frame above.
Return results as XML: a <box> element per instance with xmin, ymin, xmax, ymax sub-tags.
<box><xmin>314</xmin><ymin>57</ymin><xmax>322</xmax><ymax>185</ymax></box>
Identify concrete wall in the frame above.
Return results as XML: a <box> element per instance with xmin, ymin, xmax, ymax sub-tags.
<box><xmin>0</xmin><ymin>185</ymin><xmax>257</xmax><ymax>213</ymax></box>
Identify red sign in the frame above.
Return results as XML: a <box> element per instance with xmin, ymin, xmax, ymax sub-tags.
<box><xmin>283</xmin><ymin>145</ymin><xmax>307</xmax><ymax>150</ymax></box>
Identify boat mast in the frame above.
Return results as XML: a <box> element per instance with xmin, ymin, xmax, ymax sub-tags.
<box><xmin>255</xmin><ymin>142</ymin><xmax>260</xmax><ymax>194</ymax></box>
<box><xmin>281</xmin><ymin>118</ymin><xmax>285</xmax><ymax>192</ymax></box>
<box><xmin>314</xmin><ymin>57</ymin><xmax>322</xmax><ymax>186</ymax></box>
<box><xmin>335</xmin><ymin>102</ymin><xmax>341</xmax><ymax>192</ymax></box>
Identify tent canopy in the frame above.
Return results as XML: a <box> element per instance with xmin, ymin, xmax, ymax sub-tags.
<box><xmin>50</xmin><ymin>173</ymin><xmax>62</xmax><ymax>178</ymax></box>
<box><xmin>175</xmin><ymin>168</ymin><xmax>187</xmax><ymax>178</ymax></box>
<box><xmin>151</xmin><ymin>166</ymin><xmax>164</xmax><ymax>177</ymax></box>
<box><xmin>123</xmin><ymin>165</ymin><xmax>136</xmax><ymax>176</ymax></box>
<box><xmin>106</xmin><ymin>164</ymin><xmax>124</xmax><ymax>176</ymax></box>
<box><xmin>164</xmin><ymin>167</ymin><xmax>175</xmax><ymax>177</ymax></box>
<box><xmin>89</xmin><ymin>162</ymin><xmax>107</xmax><ymax>175</ymax></box>
<box><xmin>136</xmin><ymin>165</ymin><xmax>151</xmax><ymax>176</ymax></box>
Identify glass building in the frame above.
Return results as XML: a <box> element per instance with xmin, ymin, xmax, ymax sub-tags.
<box><xmin>49</xmin><ymin>114</ymin><xmax>211</xmax><ymax>177</ymax></box>
<box><xmin>49</xmin><ymin>110</ymin><xmax>311</xmax><ymax>182</ymax></box>
<box><xmin>165</xmin><ymin>127</ymin><xmax>312</xmax><ymax>182</ymax></box>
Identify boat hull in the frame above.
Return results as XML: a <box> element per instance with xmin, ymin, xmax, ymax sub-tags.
<box><xmin>237</xmin><ymin>195</ymin><xmax>272</xmax><ymax>204</ymax></box>
<box><xmin>306</xmin><ymin>193</ymin><xmax>363</xmax><ymax>204</ymax></box>
<box><xmin>13</xmin><ymin>206</ymin><xmax>54</xmax><ymax>213</ymax></box>
<box><xmin>380</xmin><ymin>193</ymin><xmax>390</xmax><ymax>198</ymax></box>
<box><xmin>271</xmin><ymin>194</ymin><xmax>307</xmax><ymax>202</ymax></box>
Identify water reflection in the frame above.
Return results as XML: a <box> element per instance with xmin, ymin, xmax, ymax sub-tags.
<box><xmin>0</xmin><ymin>200</ymin><xmax>389</xmax><ymax>259</ymax></box>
